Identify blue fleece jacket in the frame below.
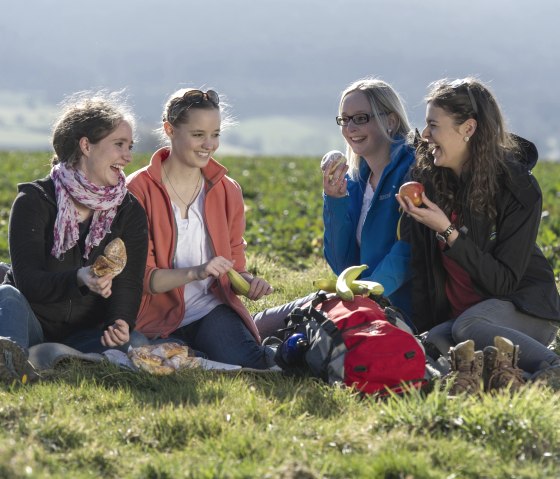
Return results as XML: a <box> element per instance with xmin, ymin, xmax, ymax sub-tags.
<box><xmin>323</xmin><ymin>136</ymin><xmax>415</xmax><ymax>319</ymax></box>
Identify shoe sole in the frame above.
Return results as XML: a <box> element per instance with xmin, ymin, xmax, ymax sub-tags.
<box><xmin>0</xmin><ymin>338</ymin><xmax>29</xmax><ymax>384</ymax></box>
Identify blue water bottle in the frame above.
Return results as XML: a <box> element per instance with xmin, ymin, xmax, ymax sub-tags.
<box><xmin>280</xmin><ymin>333</ymin><xmax>309</xmax><ymax>366</ymax></box>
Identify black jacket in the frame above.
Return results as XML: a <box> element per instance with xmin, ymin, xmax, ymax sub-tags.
<box><xmin>5</xmin><ymin>177</ymin><xmax>148</xmax><ymax>342</ymax></box>
<box><xmin>408</xmin><ymin>138</ymin><xmax>560</xmax><ymax>333</ymax></box>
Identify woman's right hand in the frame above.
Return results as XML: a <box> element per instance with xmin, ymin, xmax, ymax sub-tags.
<box><xmin>322</xmin><ymin>157</ymin><xmax>348</xmax><ymax>198</ymax></box>
<box><xmin>194</xmin><ymin>256</ymin><xmax>234</xmax><ymax>281</ymax></box>
<box><xmin>77</xmin><ymin>267</ymin><xmax>114</xmax><ymax>298</ymax></box>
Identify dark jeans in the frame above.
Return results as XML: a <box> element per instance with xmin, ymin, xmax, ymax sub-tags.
<box><xmin>169</xmin><ymin>304</ymin><xmax>276</xmax><ymax>369</ymax></box>
<box><xmin>0</xmin><ymin>284</ymin><xmax>143</xmax><ymax>354</ymax></box>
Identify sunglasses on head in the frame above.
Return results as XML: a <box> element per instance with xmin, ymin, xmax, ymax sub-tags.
<box><xmin>448</xmin><ymin>79</ymin><xmax>478</xmax><ymax>115</ymax></box>
<box><xmin>167</xmin><ymin>89</ymin><xmax>220</xmax><ymax>123</ymax></box>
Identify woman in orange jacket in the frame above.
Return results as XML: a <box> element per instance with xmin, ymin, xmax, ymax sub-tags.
<box><xmin>127</xmin><ymin>88</ymin><xmax>284</xmax><ymax>368</ymax></box>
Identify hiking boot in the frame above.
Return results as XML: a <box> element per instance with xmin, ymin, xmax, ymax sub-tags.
<box><xmin>483</xmin><ymin>336</ymin><xmax>525</xmax><ymax>393</ymax></box>
<box><xmin>0</xmin><ymin>337</ymin><xmax>37</xmax><ymax>385</ymax></box>
<box><xmin>442</xmin><ymin>339</ymin><xmax>483</xmax><ymax>395</ymax></box>
<box><xmin>530</xmin><ymin>364</ymin><xmax>560</xmax><ymax>391</ymax></box>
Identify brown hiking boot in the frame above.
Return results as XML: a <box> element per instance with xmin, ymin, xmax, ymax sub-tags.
<box><xmin>442</xmin><ymin>340</ymin><xmax>483</xmax><ymax>395</ymax></box>
<box><xmin>483</xmin><ymin>336</ymin><xmax>525</xmax><ymax>393</ymax></box>
<box><xmin>0</xmin><ymin>337</ymin><xmax>30</xmax><ymax>384</ymax></box>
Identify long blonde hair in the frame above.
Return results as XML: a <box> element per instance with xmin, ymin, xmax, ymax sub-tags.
<box><xmin>339</xmin><ymin>78</ymin><xmax>411</xmax><ymax>180</ymax></box>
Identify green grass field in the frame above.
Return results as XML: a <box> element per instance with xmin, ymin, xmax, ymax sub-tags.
<box><xmin>0</xmin><ymin>152</ymin><xmax>559</xmax><ymax>478</ymax></box>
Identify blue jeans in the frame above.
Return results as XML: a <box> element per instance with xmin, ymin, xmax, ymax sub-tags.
<box><xmin>169</xmin><ymin>304</ymin><xmax>276</xmax><ymax>369</ymax></box>
<box><xmin>425</xmin><ymin>298</ymin><xmax>560</xmax><ymax>373</ymax></box>
<box><xmin>0</xmin><ymin>284</ymin><xmax>145</xmax><ymax>354</ymax></box>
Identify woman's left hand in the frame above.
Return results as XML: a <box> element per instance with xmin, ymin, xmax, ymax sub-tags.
<box><xmin>396</xmin><ymin>192</ymin><xmax>453</xmax><ymax>233</ymax></box>
<box><xmin>78</xmin><ymin>266</ymin><xmax>115</xmax><ymax>298</ymax></box>
<box><xmin>101</xmin><ymin>319</ymin><xmax>130</xmax><ymax>348</ymax></box>
<box><xmin>242</xmin><ymin>275</ymin><xmax>274</xmax><ymax>300</ymax></box>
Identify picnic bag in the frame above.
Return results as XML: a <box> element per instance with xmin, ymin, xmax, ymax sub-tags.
<box><xmin>274</xmin><ymin>293</ymin><xmax>426</xmax><ymax>395</ymax></box>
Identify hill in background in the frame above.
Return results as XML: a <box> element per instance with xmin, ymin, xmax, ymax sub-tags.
<box><xmin>1</xmin><ymin>0</ymin><xmax>559</xmax><ymax>159</ymax></box>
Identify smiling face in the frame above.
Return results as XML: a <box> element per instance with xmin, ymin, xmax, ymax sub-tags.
<box><xmin>339</xmin><ymin>90</ymin><xmax>390</xmax><ymax>161</ymax></box>
<box><xmin>421</xmin><ymin>103</ymin><xmax>472</xmax><ymax>176</ymax></box>
<box><xmin>77</xmin><ymin>120</ymin><xmax>133</xmax><ymax>187</ymax></box>
<box><xmin>166</xmin><ymin>108</ymin><xmax>221</xmax><ymax>168</ymax></box>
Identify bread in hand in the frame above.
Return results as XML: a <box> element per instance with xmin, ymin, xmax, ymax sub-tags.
<box><xmin>92</xmin><ymin>238</ymin><xmax>127</xmax><ymax>277</ymax></box>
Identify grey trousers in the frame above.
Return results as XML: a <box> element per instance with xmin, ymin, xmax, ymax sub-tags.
<box><xmin>425</xmin><ymin>299</ymin><xmax>559</xmax><ymax>373</ymax></box>
<box><xmin>253</xmin><ymin>293</ymin><xmax>316</xmax><ymax>339</ymax></box>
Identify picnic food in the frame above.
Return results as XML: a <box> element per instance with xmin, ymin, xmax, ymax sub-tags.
<box><xmin>129</xmin><ymin>342</ymin><xmax>198</xmax><ymax>375</ymax></box>
<box><xmin>227</xmin><ymin>269</ymin><xmax>251</xmax><ymax>296</ymax></box>
<box><xmin>313</xmin><ymin>278</ymin><xmax>384</xmax><ymax>296</ymax></box>
<box><xmin>320</xmin><ymin>150</ymin><xmax>347</xmax><ymax>181</ymax></box>
<box><xmin>335</xmin><ymin>264</ymin><xmax>368</xmax><ymax>301</ymax></box>
<box><xmin>92</xmin><ymin>238</ymin><xmax>127</xmax><ymax>277</ymax></box>
<box><xmin>398</xmin><ymin>181</ymin><xmax>424</xmax><ymax>207</ymax></box>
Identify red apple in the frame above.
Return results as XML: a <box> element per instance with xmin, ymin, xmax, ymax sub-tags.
<box><xmin>399</xmin><ymin>181</ymin><xmax>424</xmax><ymax>207</ymax></box>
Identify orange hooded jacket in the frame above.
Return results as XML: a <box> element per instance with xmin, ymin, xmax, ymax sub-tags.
<box><xmin>126</xmin><ymin>147</ymin><xmax>260</xmax><ymax>342</ymax></box>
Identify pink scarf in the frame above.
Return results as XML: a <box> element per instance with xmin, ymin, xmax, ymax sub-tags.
<box><xmin>50</xmin><ymin>163</ymin><xmax>127</xmax><ymax>259</ymax></box>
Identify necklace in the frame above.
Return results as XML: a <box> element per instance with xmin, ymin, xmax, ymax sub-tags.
<box><xmin>163</xmin><ymin>165</ymin><xmax>202</xmax><ymax>217</ymax></box>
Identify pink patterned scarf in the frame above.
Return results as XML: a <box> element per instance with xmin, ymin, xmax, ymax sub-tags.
<box><xmin>50</xmin><ymin>163</ymin><xmax>127</xmax><ymax>259</ymax></box>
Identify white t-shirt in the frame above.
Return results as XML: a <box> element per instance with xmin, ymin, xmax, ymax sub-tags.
<box><xmin>356</xmin><ymin>177</ymin><xmax>375</xmax><ymax>247</ymax></box>
<box><xmin>172</xmin><ymin>188</ymin><xmax>222</xmax><ymax>327</ymax></box>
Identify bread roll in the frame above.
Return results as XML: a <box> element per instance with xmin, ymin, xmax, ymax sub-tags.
<box><xmin>92</xmin><ymin>238</ymin><xmax>127</xmax><ymax>277</ymax></box>
<box><xmin>128</xmin><ymin>343</ymin><xmax>197</xmax><ymax>375</ymax></box>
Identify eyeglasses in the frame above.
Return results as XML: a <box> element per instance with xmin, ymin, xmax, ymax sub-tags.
<box><xmin>449</xmin><ymin>79</ymin><xmax>478</xmax><ymax>115</ymax></box>
<box><xmin>167</xmin><ymin>89</ymin><xmax>220</xmax><ymax>123</ymax></box>
<box><xmin>335</xmin><ymin>113</ymin><xmax>372</xmax><ymax>126</ymax></box>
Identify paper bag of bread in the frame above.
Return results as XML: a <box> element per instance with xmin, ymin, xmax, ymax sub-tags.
<box><xmin>92</xmin><ymin>238</ymin><xmax>127</xmax><ymax>277</ymax></box>
<box><xmin>128</xmin><ymin>342</ymin><xmax>199</xmax><ymax>375</ymax></box>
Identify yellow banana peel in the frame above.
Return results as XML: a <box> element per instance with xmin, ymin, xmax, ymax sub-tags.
<box><xmin>227</xmin><ymin>269</ymin><xmax>251</xmax><ymax>296</ymax></box>
<box><xmin>313</xmin><ymin>278</ymin><xmax>369</xmax><ymax>295</ymax></box>
<box><xmin>335</xmin><ymin>264</ymin><xmax>368</xmax><ymax>301</ymax></box>
<box><xmin>352</xmin><ymin>280</ymin><xmax>384</xmax><ymax>296</ymax></box>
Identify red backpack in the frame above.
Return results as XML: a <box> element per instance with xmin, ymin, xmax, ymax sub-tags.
<box><xmin>275</xmin><ymin>293</ymin><xmax>426</xmax><ymax>395</ymax></box>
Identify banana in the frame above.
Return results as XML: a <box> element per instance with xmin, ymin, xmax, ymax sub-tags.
<box><xmin>353</xmin><ymin>280</ymin><xmax>385</xmax><ymax>296</ymax></box>
<box><xmin>335</xmin><ymin>264</ymin><xmax>368</xmax><ymax>301</ymax></box>
<box><xmin>227</xmin><ymin>269</ymin><xmax>251</xmax><ymax>296</ymax></box>
<box><xmin>313</xmin><ymin>278</ymin><xmax>337</xmax><ymax>291</ymax></box>
<box><xmin>313</xmin><ymin>278</ymin><xmax>370</xmax><ymax>295</ymax></box>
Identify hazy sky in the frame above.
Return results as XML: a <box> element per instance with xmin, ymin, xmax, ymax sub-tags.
<box><xmin>2</xmin><ymin>0</ymin><xmax>559</xmax><ymax>156</ymax></box>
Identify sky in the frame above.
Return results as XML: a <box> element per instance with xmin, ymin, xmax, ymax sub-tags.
<box><xmin>1</xmin><ymin>0</ymin><xmax>559</xmax><ymax>158</ymax></box>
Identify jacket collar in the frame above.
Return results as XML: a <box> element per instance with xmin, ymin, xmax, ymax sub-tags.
<box><xmin>148</xmin><ymin>147</ymin><xmax>228</xmax><ymax>188</ymax></box>
<box><xmin>358</xmin><ymin>134</ymin><xmax>410</xmax><ymax>184</ymax></box>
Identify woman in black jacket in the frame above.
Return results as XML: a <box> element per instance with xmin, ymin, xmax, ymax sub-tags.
<box><xmin>397</xmin><ymin>78</ymin><xmax>560</xmax><ymax>392</ymax></box>
<box><xmin>0</xmin><ymin>92</ymin><xmax>148</xmax><ymax>383</ymax></box>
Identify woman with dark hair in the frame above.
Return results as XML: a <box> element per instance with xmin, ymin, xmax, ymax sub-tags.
<box><xmin>0</xmin><ymin>92</ymin><xmax>148</xmax><ymax>383</ymax></box>
<box><xmin>397</xmin><ymin>77</ymin><xmax>560</xmax><ymax>393</ymax></box>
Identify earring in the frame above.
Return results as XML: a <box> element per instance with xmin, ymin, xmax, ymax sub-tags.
<box><xmin>464</xmin><ymin>136</ymin><xmax>470</xmax><ymax>142</ymax></box>
<box><xmin>387</xmin><ymin>128</ymin><xmax>392</xmax><ymax>135</ymax></box>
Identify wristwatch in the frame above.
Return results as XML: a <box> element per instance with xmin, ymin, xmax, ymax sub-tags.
<box><xmin>436</xmin><ymin>224</ymin><xmax>455</xmax><ymax>243</ymax></box>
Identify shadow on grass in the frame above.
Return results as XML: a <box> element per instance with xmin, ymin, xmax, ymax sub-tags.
<box><xmin>35</xmin><ymin>359</ymin><xmax>352</xmax><ymax>416</ymax></box>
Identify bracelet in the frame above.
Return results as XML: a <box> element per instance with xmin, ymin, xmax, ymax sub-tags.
<box><xmin>435</xmin><ymin>224</ymin><xmax>455</xmax><ymax>243</ymax></box>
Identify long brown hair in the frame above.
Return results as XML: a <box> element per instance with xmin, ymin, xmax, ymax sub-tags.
<box><xmin>412</xmin><ymin>77</ymin><xmax>518</xmax><ymax>221</ymax></box>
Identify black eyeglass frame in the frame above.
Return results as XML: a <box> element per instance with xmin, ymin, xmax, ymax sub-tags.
<box><xmin>335</xmin><ymin>113</ymin><xmax>373</xmax><ymax>126</ymax></box>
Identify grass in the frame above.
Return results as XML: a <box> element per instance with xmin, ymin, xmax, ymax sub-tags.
<box><xmin>0</xmin><ymin>152</ymin><xmax>560</xmax><ymax>478</ymax></box>
<box><xmin>1</xmin><ymin>257</ymin><xmax>560</xmax><ymax>478</ymax></box>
